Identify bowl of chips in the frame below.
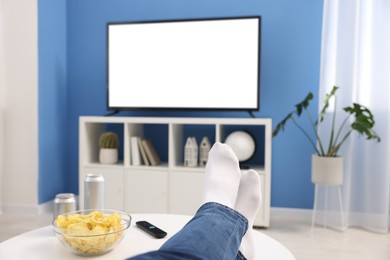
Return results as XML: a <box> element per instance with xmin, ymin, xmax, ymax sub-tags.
<box><xmin>53</xmin><ymin>209</ymin><xmax>131</xmax><ymax>256</ymax></box>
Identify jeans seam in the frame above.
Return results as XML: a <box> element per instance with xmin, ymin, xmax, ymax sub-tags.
<box><xmin>200</xmin><ymin>202</ymin><xmax>248</xmax><ymax>260</ymax></box>
<box><xmin>223</xmin><ymin>217</ymin><xmax>242</xmax><ymax>259</ymax></box>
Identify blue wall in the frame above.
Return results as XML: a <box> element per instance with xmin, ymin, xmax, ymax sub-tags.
<box><xmin>38</xmin><ymin>0</ymin><xmax>68</xmax><ymax>203</ymax></box>
<box><xmin>39</xmin><ymin>0</ymin><xmax>323</xmax><ymax>209</ymax></box>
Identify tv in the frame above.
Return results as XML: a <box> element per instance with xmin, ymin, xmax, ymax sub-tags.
<box><xmin>107</xmin><ymin>16</ymin><xmax>261</xmax><ymax>111</ymax></box>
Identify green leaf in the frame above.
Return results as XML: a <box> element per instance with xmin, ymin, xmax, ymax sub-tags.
<box><xmin>343</xmin><ymin>103</ymin><xmax>381</xmax><ymax>142</ymax></box>
<box><xmin>318</xmin><ymin>86</ymin><xmax>338</xmax><ymax>124</ymax></box>
<box><xmin>295</xmin><ymin>92</ymin><xmax>313</xmax><ymax>116</ymax></box>
<box><xmin>272</xmin><ymin>113</ymin><xmax>294</xmax><ymax>137</ymax></box>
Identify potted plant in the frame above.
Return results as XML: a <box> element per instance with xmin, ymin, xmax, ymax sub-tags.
<box><xmin>99</xmin><ymin>132</ymin><xmax>119</xmax><ymax>164</ymax></box>
<box><xmin>272</xmin><ymin>86</ymin><xmax>380</xmax><ymax>185</ymax></box>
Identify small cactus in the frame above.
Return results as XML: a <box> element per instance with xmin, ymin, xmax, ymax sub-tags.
<box><xmin>99</xmin><ymin>132</ymin><xmax>118</xmax><ymax>149</ymax></box>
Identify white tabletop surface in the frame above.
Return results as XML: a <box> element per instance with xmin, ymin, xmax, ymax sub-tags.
<box><xmin>0</xmin><ymin>213</ymin><xmax>295</xmax><ymax>260</ymax></box>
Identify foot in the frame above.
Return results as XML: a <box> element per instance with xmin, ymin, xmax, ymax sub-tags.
<box><xmin>202</xmin><ymin>142</ymin><xmax>241</xmax><ymax>209</ymax></box>
<box><xmin>234</xmin><ymin>169</ymin><xmax>262</xmax><ymax>260</ymax></box>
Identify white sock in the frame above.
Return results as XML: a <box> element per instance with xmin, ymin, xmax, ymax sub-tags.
<box><xmin>202</xmin><ymin>142</ymin><xmax>241</xmax><ymax>209</ymax></box>
<box><xmin>234</xmin><ymin>169</ymin><xmax>262</xmax><ymax>260</ymax></box>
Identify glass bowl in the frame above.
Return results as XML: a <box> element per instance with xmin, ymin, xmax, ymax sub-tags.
<box><xmin>53</xmin><ymin>209</ymin><xmax>131</xmax><ymax>256</ymax></box>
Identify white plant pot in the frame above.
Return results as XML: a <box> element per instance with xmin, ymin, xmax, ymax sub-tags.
<box><xmin>99</xmin><ymin>148</ymin><xmax>118</xmax><ymax>164</ymax></box>
<box><xmin>311</xmin><ymin>155</ymin><xmax>343</xmax><ymax>186</ymax></box>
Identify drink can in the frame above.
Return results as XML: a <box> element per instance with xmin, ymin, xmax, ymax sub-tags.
<box><xmin>84</xmin><ymin>173</ymin><xmax>104</xmax><ymax>210</ymax></box>
<box><xmin>53</xmin><ymin>193</ymin><xmax>77</xmax><ymax>219</ymax></box>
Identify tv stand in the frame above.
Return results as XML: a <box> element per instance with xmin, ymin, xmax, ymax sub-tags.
<box><xmin>104</xmin><ymin>110</ymin><xmax>120</xmax><ymax>117</ymax></box>
<box><xmin>248</xmin><ymin>110</ymin><xmax>256</xmax><ymax>118</ymax></box>
<box><xmin>79</xmin><ymin>116</ymin><xmax>272</xmax><ymax>227</ymax></box>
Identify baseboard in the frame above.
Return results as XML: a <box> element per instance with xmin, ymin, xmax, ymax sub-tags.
<box><xmin>270</xmin><ymin>207</ymin><xmax>312</xmax><ymax>221</ymax></box>
<box><xmin>1</xmin><ymin>203</ymin><xmax>312</xmax><ymax>220</ymax></box>
<box><xmin>38</xmin><ymin>200</ymin><xmax>54</xmax><ymax>215</ymax></box>
<box><xmin>1</xmin><ymin>203</ymin><xmax>40</xmax><ymax>214</ymax></box>
<box><xmin>1</xmin><ymin>200</ymin><xmax>53</xmax><ymax>215</ymax></box>
<box><xmin>1</xmin><ymin>203</ymin><xmax>314</xmax><ymax>220</ymax></box>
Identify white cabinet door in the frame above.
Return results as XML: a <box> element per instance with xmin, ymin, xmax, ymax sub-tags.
<box><xmin>82</xmin><ymin>167</ymin><xmax>124</xmax><ymax>211</ymax></box>
<box><xmin>124</xmin><ymin>169</ymin><xmax>168</xmax><ymax>214</ymax></box>
<box><xmin>169</xmin><ymin>170</ymin><xmax>205</xmax><ymax>216</ymax></box>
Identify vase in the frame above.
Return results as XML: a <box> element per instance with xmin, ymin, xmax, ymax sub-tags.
<box><xmin>311</xmin><ymin>155</ymin><xmax>343</xmax><ymax>186</ymax></box>
<box><xmin>99</xmin><ymin>148</ymin><xmax>118</xmax><ymax>164</ymax></box>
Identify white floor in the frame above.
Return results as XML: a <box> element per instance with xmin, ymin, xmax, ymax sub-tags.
<box><xmin>261</xmin><ymin>217</ymin><xmax>390</xmax><ymax>260</ymax></box>
<box><xmin>1</xmin><ymin>211</ymin><xmax>389</xmax><ymax>260</ymax></box>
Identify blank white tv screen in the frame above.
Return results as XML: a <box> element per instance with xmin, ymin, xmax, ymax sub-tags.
<box><xmin>107</xmin><ymin>17</ymin><xmax>260</xmax><ymax>111</ymax></box>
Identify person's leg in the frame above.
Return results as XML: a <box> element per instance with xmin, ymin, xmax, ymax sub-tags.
<box><xmin>128</xmin><ymin>203</ymin><xmax>247</xmax><ymax>260</ymax></box>
<box><xmin>128</xmin><ymin>143</ymin><xmax>259</xmax><ymax>260</ymax></box>
<box><xmin>154</xmin><ymin>143</ymin><xmax>245</xmax><ymax>259</ymax></box>
<box><xmin>153</xmin><ymin>202</ymin><xmax>247</xmax><ymax>260</ymax></box>
<box><xmin>235</xmin><ymin>169</ymin><xmax>262</xmax><ymax>259</ymax></box>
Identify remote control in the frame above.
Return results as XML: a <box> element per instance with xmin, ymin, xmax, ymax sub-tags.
<box><xmin>136</xmin><ymin>221</ymin><xmax>167</xmax><ymax>239</ymax></box>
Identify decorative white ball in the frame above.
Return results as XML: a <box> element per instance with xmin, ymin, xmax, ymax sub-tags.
<box><xmin>225</xmin><ymin>131</ymin><xmax>256</xmax><ymax>162</ymax></box>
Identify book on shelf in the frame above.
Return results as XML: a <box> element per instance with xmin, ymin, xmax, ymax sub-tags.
<box><xmin>141</xmin><ymin>139</ymin><xmax>161</xmax><ymax>166</ymax></box>
<box><xmin>138</xmin><ymin>138</ymin><xmax>150</xmax><ymax>166</ymax></box>
<box><xmin>130</xmin><ymin>136</ymin><xmax>141</xmax><ymax>166</ymax></box>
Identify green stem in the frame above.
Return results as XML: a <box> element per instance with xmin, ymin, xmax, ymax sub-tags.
<box><xmin>291</xmin><ymin>116</ymin><xmax>321</xmax><ymax>155</ymax></box>
<box><xmin>330</xmin><ymin>130</ymin><xmax>352</xmax><ymax>156</ymax></box>
<box><xmin>327</xmin><ymin>97</ymin><xmax>337</xmax><ymax>155</ymax></box>
<box><xmin>306</xmin><ymin>109</ymin><xmax>325</xmax><ymax>155</ymax></box>
<box><xmin>333</xmin><ymin>115</ymin><xmax>350</xmax><ymax>150</ymax></box>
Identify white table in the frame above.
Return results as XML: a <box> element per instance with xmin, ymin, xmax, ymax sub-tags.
<box><xmin>0</xmin><ymin>214</ymin><xmax>295</xmax><ymax>259</ymax></box>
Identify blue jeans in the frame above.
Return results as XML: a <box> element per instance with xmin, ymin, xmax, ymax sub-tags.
<box><xmin>128</xmin><ymin>202</ymin><xmax>248</xmax><ymax>260</ymax></box>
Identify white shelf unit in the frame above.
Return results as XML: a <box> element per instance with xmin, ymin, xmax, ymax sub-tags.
<box><xmin>79</xmin><ymin>116</ymin><xmax>272</xmax><ymax>227</ymax></box>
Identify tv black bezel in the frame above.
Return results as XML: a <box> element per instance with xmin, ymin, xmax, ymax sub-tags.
<box><xmin>106</xmin><ymin>16</ymin><xmax>261</xmax><ymax>112</ymax></box>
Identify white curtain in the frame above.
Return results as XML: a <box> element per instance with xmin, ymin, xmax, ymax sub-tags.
<box><xmin>318</xmin><ymin>0</ymin><xmax>390</xmax><ymax>233</ymax></box>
